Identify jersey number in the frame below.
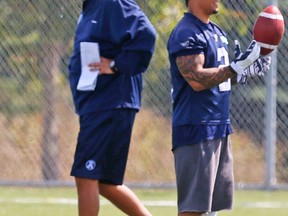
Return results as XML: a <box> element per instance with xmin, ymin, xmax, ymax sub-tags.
<box><xmin>217</xmin><ymin>47</ymin><xmax>231</xmax><ymax>91</ymax></box>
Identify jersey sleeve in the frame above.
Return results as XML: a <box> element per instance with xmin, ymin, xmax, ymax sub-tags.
<box><xmin>168</xmin><ymin>26</ymin><xmax>206</xmax><ymax>58</ymax></box>
<box><xmin>109</xmin><ymin>0</ymin><xmax>157</xmax><ymax>75</ymax></box>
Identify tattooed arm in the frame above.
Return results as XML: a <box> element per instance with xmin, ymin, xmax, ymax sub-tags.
<box><xmin>176</xmin><ymin>54</ymin><xmax>238</xmax><ymax>91</ymax></box>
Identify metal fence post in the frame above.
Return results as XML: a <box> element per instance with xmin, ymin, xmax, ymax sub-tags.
<box><xmin>264</xmin><ymin>0</ymin><xmax>278</xmax><ymax>190</ymax></box>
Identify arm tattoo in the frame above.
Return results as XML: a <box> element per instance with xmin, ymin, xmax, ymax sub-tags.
<box><xmin>176</xmin><ymin>55</ymin><xmax>236</xmax><ymax>89</ymax></box>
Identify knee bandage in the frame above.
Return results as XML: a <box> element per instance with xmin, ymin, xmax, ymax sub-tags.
<box><xmin>202</xmin><ymin>212</ymin><xmax>217</xmax><ymax>216</ymax></box>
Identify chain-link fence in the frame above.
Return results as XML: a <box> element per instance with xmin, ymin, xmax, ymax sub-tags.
<box><xmin>0</xmin><ymin>0</ymin><xmax>287</xmax><ymax>189</ymax></box>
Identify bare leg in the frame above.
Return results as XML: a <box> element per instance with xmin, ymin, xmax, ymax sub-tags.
<box><xmin>75</xmin><ymin>177</ymin><xmax>100</xmax><ymax>216</ymax></box>
<box><xmin>99</xmin><ymin>183</ymin><xmax>152</xmax><ymax>216</ymax></box>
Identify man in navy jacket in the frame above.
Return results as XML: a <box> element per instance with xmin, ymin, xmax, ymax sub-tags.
<box><xmin>69</xmin><ymin>0</ymin><xmax>156</xmax><ymax>215</ymax></box>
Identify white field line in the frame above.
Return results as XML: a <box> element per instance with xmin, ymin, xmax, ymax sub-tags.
<box><xmin>240</xmin><ymin>202</ymin><xmax>288</xmax><ymax>209</ymax></box>
<box><xmin>0</xmin><ymin>198</ymin><xmax>288</xmax><ymax>209</ymax></box>
<box><xmin>0</xmin><ymin>198</ymin><xmax>176</xmax><ymax>206</ymax></box>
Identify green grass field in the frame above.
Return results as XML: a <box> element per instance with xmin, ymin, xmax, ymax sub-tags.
<box><xmin>0</xmin><ymin>187</ymin><xmax>288</xmax><ymax>216</ymax></box>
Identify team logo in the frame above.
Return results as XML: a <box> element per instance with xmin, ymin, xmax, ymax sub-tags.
<box><xmin>180</xmin><ymin>37</ymin><xmax>196</xmax><ymax>49</ymax></box>
<box><xmin>85</xmin><ymin>160</ymin><xmax>96</xmax><ymax>171</ymax></box>
<box><xmin>180</xmin><ymin>34</ymin><xmax>205</xmax><ymax>49</ymax></box>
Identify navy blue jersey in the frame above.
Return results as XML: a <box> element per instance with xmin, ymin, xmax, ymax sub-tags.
<box><xmin>69</xmin><ymin>0</ymin><xmax>156</xmax><ymax>115</ymax></box>
<box><xmin>167</xmin><ymin>13</ymin><xmax>232</xmax><ymax>149</ymax></box>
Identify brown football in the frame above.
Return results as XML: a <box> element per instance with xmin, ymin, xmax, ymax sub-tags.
<box><xmin>253</xmin><ymin>5</ymin><xmax>285</xmax><ymax>55</ymax></box>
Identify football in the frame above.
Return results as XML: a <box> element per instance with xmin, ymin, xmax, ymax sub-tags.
<box><xmin>253</xmin><ymin>5</ymin><xmax>285</xmax><ymax>55</ymax></box>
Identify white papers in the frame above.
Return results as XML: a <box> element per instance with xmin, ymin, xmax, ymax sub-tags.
<box><xmin>77</xmin><ymin>42</ymin><xmax>100</xmax><ymax>91</ymax></box>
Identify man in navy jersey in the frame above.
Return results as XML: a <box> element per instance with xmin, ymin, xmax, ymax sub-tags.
<box><xmin>68</xmin><ymin>0</ymin><xmax>156</xmax><ymax>215</ymax></box>
<box><xmin>167</xmin><ymin>0</ymin><xmax>271</xmax><ymax>216</ymax></box>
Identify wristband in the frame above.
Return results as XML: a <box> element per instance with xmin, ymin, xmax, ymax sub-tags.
<box><xmin>110</xmin><ymin>60</ymin><xmax>119</xmax><ymax>74</ymax></box>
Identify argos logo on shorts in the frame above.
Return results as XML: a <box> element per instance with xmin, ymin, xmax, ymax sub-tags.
<box><xmin>85</xmin><ymin>160</ymin><xmax>96</xmax><ymax>171</ymax></box>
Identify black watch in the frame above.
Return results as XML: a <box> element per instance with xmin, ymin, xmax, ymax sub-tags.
<box><xmin>110</xmin><ymin>60</ymin><xmax>119</xmax><ymax>74</ymax></box>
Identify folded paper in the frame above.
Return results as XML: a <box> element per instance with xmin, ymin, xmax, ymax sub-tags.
<box><xmin>77</xmin><ymin>42</ymin><xmax>100</xmax><ymax>91</ymax></box>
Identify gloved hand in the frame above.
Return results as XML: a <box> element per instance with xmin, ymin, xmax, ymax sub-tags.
<box><xmin>230</xmin><ymin>40</ymin><xmax>260</xmax><ymax>75</ymax></box>
<box><xmin>233</xmin><ymin>40</ymin><xmax>272</xmax><ymax>83</ymax></box>
<box><xmin>238</xmin><ymin>56</ymin><xmax>272</xmax><ymax>83</ymax></box>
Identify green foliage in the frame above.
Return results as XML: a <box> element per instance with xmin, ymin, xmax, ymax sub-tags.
<box><xmin>0</xmin><ymin>78</ymin><xmax>42</xmax><ymax>116</ymax></box>
<box><xmin>0</xmin><ymin>1</ymin><xmax>79</xmax><ymax>116</ymax></box>
<box><xmin>135</xmin><ymin>0</ymin><xmax>186</xmax><ymax>115</ymax></box>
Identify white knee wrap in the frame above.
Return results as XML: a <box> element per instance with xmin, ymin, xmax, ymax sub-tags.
<box><xmin>202</xmin><ymin>212</ymin><xmax>217</xmax><ymax>216</ymax></box>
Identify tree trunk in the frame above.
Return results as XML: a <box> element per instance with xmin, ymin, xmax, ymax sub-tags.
<box><xmin>40</xmin><ymin>43</ymin><xmax>65</xmax><ymax>180</ymax></box>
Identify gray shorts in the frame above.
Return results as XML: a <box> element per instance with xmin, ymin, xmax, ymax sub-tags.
<box><xmin>174</xmin><ymin>137</ymin><xmax>234</xmax><ymax>213</ymax></box>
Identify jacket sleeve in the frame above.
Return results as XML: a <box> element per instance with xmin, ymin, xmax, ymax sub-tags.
<box><xmin>110</xmin><ymin>0</ymin><xmax>157</xmax><ymax>75</ymax></box>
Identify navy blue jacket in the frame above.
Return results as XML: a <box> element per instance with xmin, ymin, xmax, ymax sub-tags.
<box><xmin>69</xmin><ymin>0</ymin><xmax>156</xmax><ymax>115</ymax></box>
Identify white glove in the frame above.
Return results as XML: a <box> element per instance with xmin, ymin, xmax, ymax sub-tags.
<box><xmin>238</xmin><ymin>56</ymin><xmax>272</xmax><ymax>84</ymax></box>
<box><xmin>230</xmin><ymin>40</ymin><xmax>260</xmax><ymax>75</ymax></box>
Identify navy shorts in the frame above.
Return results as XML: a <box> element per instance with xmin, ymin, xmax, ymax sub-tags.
<box><xmin>70</xmin><ymin>109</ymin><xmax>136</xmax><ymax>185</ymax></box>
